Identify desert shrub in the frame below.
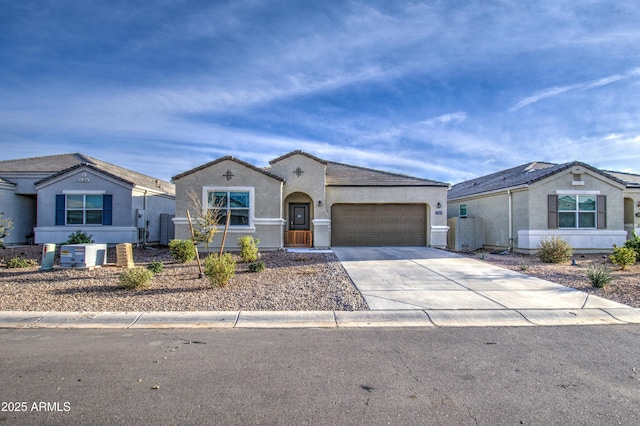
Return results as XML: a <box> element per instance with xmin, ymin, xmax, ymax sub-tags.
<box><xmin>610</xmin><ymin>246</ymin><xmax>637</xmax><ymax>270</ymax></box>
<box><xmin>65</xmin><ymin>230</ymin><xmax>94</xmax><ymax>244</ymax></box>
<box><xmin>518</xmin><ymin>260</ymin><xmax>529</xmax><ymax>272</ymax></box>
<box><xmin>238</xmin><ymin>236</ymin><xmax>260</xmax><ymax>263</ymax></box>
<box><xmin>146</xmin><ymin>260</ymin><xmax>164</xmax><ymax>274</ymax></box>
<box><xmin>624</xmin><ymin>232</ymin><xmax>640</xmax><ymax>260</ymax></box>
<box><xmin>584</xmin><ymin>263</ymin><xmax>614</xmax><ymax>288</ymax></box>
<box><xmin>168</xmin><ymin>239</ymin><xmax>196</xmax><ymax>263</ymax></box>
<box><xmin>537</xmin><ymin>236</ymin><xmax>573</xmax><ymax>263</ymax></box>
<box><xmin>119</xmin><ymin>267</ymin><xmax>153</xmax><ymax>290</ymax></box>
<box><xmin>6</xmin><ymin>257</ymin><xmax>39</xmax><ymax>268</ymax></box>
<box><xmin>248</xmin><ymin>261</ymin><xmax>266</xmax><ymax>273</ymax></box>
<box><xmin>203</xmin><ymin>253</ymin><xmax>236</xmax><ymax>287</ymax></box>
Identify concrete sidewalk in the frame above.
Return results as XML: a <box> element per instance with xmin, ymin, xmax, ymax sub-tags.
<box><xmin>1</xmin><ymin>246</ymin><xmax>639</xmax><ymax>329</ymax></box>
<box><xmin>0</xmin><ymin>308</ymin><xmax>639</xmax><ymax>328</ymax></box>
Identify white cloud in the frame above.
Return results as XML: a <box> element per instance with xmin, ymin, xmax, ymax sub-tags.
<box><xmin>510</xmin><ymin>67</ymin><xmax>640</xmax><ymax>111</ymax></box>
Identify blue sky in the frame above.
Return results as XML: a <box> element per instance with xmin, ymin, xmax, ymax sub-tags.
<box><xmin>1</xmin><ymin>0</ymin><xmax>639</xmax><ymax>184</ymax></box>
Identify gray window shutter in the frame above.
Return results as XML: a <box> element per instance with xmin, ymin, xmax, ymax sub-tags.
<box><xmin>597</xmin><ymin>195</ymin><xmax>606</xmax><ymax>229</ymax></box>
<box><xmin>548</xmin><ymin>194</ymin><xmax>558</xmax><ymax>229</ymax></box>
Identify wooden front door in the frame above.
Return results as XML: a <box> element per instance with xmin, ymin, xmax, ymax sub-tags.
<box><xmin>289</xmin><ymin>203</ymin><xmax>310</xmax><ymax>230</ymax></box>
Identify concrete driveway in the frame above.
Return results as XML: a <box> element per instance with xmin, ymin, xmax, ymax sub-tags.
<box><xmin>333</xmin><ymin>247</ymin><xmax>629</xmax><ymax>311</ymax></box>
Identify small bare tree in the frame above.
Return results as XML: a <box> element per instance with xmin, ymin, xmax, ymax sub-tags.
<box><xmin>0</xmin><ymin>211</ymin><xmax>13</xmax><ymax>249</ymax></box>
<box><xmin>187</xmin><ymin>188</ymin><xmax>223</xmax><ymax>253</ymax></box>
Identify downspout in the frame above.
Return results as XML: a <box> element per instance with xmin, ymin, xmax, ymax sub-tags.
<box><xmin>508</xmin><ymin>189</ymin><xmax>513</xmax><ymax>253</ymax></box>
<box><xmin>143</xmin><ymin>190</ymin><xmax>148</xmax><ymax>246</ymax></box>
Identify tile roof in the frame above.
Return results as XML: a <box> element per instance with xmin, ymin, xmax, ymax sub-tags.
<box><xmin>603</xmin><ymin>170</ymin><xmax>640</xmax><ymax>188</ymax></box>
<box><xmin>448</xmin><ymin>161</ymin><xmax>630</xmax><ymax>199</ymax></box>
<box><xmin>172</xmin><ymin>156</ymin><xmax>284</xmax><ymax>181</ymax></box>
<box><xmin>269</xmin><ymin>150</ymin><xmax>327</xmax><ymax>165</ymax></box>
<box><xmin>325</xmin><ymin>161</ymin><xmax>448</xmax><ymax>187</ymax></box>
<box><xmin>0</xmin><ymin>153</ymin><xmax>175</xmax><ymax>195</ymax></box>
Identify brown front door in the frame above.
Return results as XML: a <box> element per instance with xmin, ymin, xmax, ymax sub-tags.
<box><xmin>289</xmin><ymin>203</ymin><xmax>310</xmax><ymax>230</ymax></box>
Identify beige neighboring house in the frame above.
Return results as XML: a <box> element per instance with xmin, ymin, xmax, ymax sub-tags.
<box><xmin>172</xmin><ymin>151</ymin><xmax>449</xmax><ymax>250</ymax></box>
<box><xmin>0</xmin><ymin>153</ymin><xmax>175</xmax><ymax>245</ymax></box>
<box><xmin>447</xmin><ymin>161</ymin><xmax>640</xmax><ymax>254</ymax></box>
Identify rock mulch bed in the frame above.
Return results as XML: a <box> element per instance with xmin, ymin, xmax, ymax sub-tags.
<box><xmin>0</xmin><ymin>246</ymin><xmax>368</xmax><ymax>312</ymax></box>
<box><xmin>463</xmin><ymin>251</ymin><xmax>640</xmax><ymax>308</ymax></box>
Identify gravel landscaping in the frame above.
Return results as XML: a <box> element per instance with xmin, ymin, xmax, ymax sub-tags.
<box><xmin>1</xmin><ymin>245</ymin><xmax>638</xmax><ymax>311</ymax></box>
<box><xmin>461</xmin><ymin>251</ymin><xmax>640</xmax><ymax>308</ymax></box>
<box><xmin>0</xmin><ymin>246</ymin><xmax>368</xmax><ymax>312</ymax></box>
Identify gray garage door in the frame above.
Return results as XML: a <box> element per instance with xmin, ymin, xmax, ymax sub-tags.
<box><xmin>331</xmin><ymin>204</ymin><xmax>427</xmax><ymax>246</ymax></box>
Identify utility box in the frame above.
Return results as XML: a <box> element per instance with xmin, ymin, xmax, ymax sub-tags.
<box><xmin>60</xmin><ymin>244</ymin><xmax>107</xmax><ymax>269</ymax></box>
<box><xmin>40</xmin><ymin>243</ymin><xmax>56</xmax><ymax>271</ymax></box>
<box><xmin>447</xmin><ymin>217</ymin><xmax>484</xmax><ymax>252</ymax></box>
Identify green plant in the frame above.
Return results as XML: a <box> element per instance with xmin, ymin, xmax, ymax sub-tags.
<box><xmin>6</xmin><ymin>257</ymin><xmax>38</xmax><ymax>268</ymax></box>
<box><xmin>119</xmin><ymin>267</ymin><xmax>153</xmax><ymax>290</ymax></box>
<box><xmin>518</xmin><ymin>260</ymin><xmax>529</xmax><ymax>272</ymax></box>
<box><xmin>65</xmin><ymin>230</ymin><xmax>94</xmax><ymax>244</ymax></box>
<box><xmin>610</xmin><ymin>245</ymin><xmax>637</xmax><ymax>270</ymax></box>
<box><xmin>146</xmin><ymin>260</ymin><xmax>164</xmax><ymax>274</ymax></box>
<box><xmin>238</xmin><ymin>236</ymin><xmax>260</xmax><ymax>263</ymax></box>
<box><xmin>203</xmin><ymin>252</ymin><xmax>236</xmax><ymax>287</ymax></box>
<box><xmin>624</xmin><ymin>231</ymin><xmax>640</xmax><ymax>260</ymax></box>
<box><xmin>248</xmin><ymin>261</ymin><xmax>266</xmax><ymax>273</ymax></box>
<box><xmin>584</xmin><ymin>263</ymin><xmax>614</xmax><ymax>288</ymax></box>
<box><xmin>537</xmin><ymin>236</ymin><xmax>573</xmax><ymax>263</ymax></box>
<box><xmin>168</xmin><ymin>239</ymin><xmax>196</xmax><ymax>263</ymax></box>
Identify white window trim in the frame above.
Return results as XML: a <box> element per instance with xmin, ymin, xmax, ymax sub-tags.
<box><xmin>65</xmin><ymin>194</ymin><xmax>105</xmax><ymax>226</ymax></box>
<box><xmin>202</xmin><ymin>186</ymin><xmax>255</xmax><ymax>228</ymax></box>
<box><xmin>63</xmin><ymin>190</ymin><xmax>106</xmax><ymax>195</ymax></box>
<box><xmin>557</xmin><ymin>194</ymin><xmax>597</xmax><ymax>229</ymax></box>
<box><xmin>555</xmin><ymin>190</ymin><xmax>600</xmax><ymax>195</ymax></box>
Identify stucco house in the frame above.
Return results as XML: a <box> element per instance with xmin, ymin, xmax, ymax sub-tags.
<box><xmin>172</xmin><ymin>151</ymin><xmax>449</xmax><ymax>250</ymax></box>
<box><xmin>447</xmin><ymin>161</ymin><xmax>640</xmax><ymax>254</ymax></box>
<box><xmin>0</xmin><ymin>153</ymin><xmax>175</xmax><ymax>245</ymax></box>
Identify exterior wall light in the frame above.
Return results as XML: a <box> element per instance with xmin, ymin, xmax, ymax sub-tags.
<box><xmin>437</xmin><ymin>202</ymin><xmax>442</xmax><ymax>209</ymax></box>
<box><xmin>318</xmin><ymin>200</ymin><xmax>323</xmax><ymax>207</ymax></box>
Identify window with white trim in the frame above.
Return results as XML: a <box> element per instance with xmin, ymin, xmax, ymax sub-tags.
<box><xmin>207</xmin><ymin>190</ymin><xmax>251</xmax><ymax>226</ymax></box>
<box><xmin>66</xmin><ymin>194</ymin><xmax>104</xmax><ymax>225</ymax></box>
<box><xmin>558</xmin><ymin>195</ymin><xmax>596</xmax><ymax>228</ymax></box>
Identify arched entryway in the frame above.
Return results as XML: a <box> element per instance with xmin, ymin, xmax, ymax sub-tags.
<box><xmin>284</xmin><ymin>192</ymin><xmax>313</xmax><ymax>247</ymax></box>
<box><xmin>624</xmin><ymin>197</ymin><xmax>636</xmax><ymax>239</ymax></box>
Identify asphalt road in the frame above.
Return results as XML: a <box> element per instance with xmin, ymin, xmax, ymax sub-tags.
<box><xmin>1</xmin><ymin>326</ymin><xmax>639</xmax><ymax>425</ymax></box>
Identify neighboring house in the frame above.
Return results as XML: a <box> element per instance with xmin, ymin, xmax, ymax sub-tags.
<box><xmin>172</xmin><ymin>151</ymin><xmax>449</xmax><ymax>250</ymax></box>
<box><xmin>0</xmin><ymin>153</ymin><xmax>175</xmax><ymax>245</ymax></box>
<box><xmin>447</xmin><ymin>161</ymin><xmax>640</xmax><ymax>254</ymax></box>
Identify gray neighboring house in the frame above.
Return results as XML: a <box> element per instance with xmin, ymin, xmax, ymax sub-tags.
<box><xmin>172</xmin><ymin>151</ymin><xmax>449</xmax><ymax>250</ymax></box>
<box><xmin>447</xmin><ymin>161</ymin><xmax>640</xmax><ymax>254</ymax></box>
<box><xmin>0</xmin><ymin>153</ymin><xmax>175</xmax><ymax>245</ymax></box>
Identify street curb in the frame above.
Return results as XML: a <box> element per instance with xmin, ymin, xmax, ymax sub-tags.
<box><xmin>1</xmin><ymin>308</ymin><xmax>639</xmax><ymax>329</ymax></box>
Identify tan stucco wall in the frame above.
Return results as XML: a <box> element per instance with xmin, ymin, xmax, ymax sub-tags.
<box><xmin>269</xmin><ymin>154</ymin><xmax>328</xmax><ymax>220</ymax></box>
<box><xmin>448</xmin><ymin>165</ymin><xmax>628</xmax><ymax>253</ymax></box>
<box><xmin>173</xmin><ymin>159</ymin><xmax>284</xmax><ymax>250</ymax></box>
<box><xmin>448</xmin><ymin>191</ymin><xmax>512</xmax><ymax>249</ymax></box>
<box><xmin>527</xmin><ymin>166</ymin><xmax>625</xmax><ymax>230</ymax></box>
